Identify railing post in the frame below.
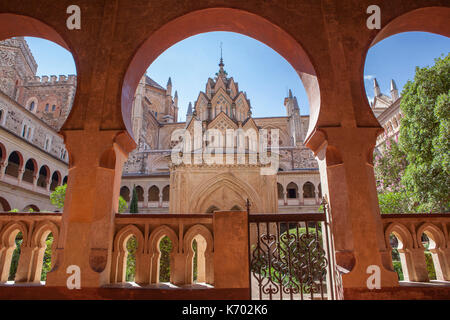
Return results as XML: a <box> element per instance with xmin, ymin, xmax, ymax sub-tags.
<box><xmin>213</xmin><ymin>210</ymin><xmax>249</xmax><ymax>297</ymax></box>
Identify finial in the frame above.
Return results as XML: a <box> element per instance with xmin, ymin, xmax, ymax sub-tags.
<box><xmin>167</xmin><ymin>77</ymin><xmax>172</xmax><ymax>86</ymax></box>
<box><xmin>289</xmin><ymin>89</ymin><xmax>293</xmax><ymax>99</ymax></box>
<box><xmin>390</xmin><ymin>79</ymin><xmax>397</xmax><ymax>91</ymax></box>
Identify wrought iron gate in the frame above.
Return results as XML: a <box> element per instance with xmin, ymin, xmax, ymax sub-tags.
<box><xmin>248</xmin><ymin>212</ymin><xmax>335</xmax><ymax>300</ymax></box>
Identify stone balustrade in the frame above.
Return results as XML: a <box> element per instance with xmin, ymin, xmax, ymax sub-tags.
<box><xmin>111</xmin><ymin>213</ymin><xmax>215</xmax><ymax>286</ymax></box>
<box><xmin>0</xmin><ymin>211</ymin><xmax>248</xmax><ymax>289</ymax></box>
<box><xmin>381</xmin><ymin>213</ymin><xmax>450</xmax><ymax>282</ymax></box>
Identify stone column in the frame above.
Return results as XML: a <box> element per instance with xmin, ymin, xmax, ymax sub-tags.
<box><xmin>17</xmin><ymin>168</ymin><xmax>25</xmax><ymax>185</ymax></box>
<box><xmin>46</xmin><ymin>130</ymin><xmax>135</xmax><ymax>287</ymax></box>
<box><xmin>213</xmin><ymin>211</ymin><xmax>249</xmax><ymax>295</ymax></box>
<box><xmin>0</xmin><ymin>162</ymin><xmax>6</xmax><ymax>179</ymax></box>
<box><xmin>314</xmin><ymin>185</ymin><xmax>319</xmax><ymax>204</ymax></box>
<box><xmin>158</xmin><ymin>192</ymin><xmax>163</xmax><ymax>208</ymax></box>
<box><xmin>283</xmin><ymin>191</ymin><xmax>287</xmax><ymax>206</ymax></box>
<box><xmin>311</xmin><ymin>127</ymin><xmax>398</xmax><ymax>289</ymax></box>
<box><xmin>298</xmin><ymin>187</ymin><xmax>304</xmax><ymax>205</ymax></box>
<box><xmin>32</xmin><ymin>175</ymin><xmax>37</xmax><ymax>191</ymax></box>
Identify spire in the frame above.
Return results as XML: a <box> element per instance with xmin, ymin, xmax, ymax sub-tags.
<box><xmin>293</xmin><ymin>96</ymin><xmax>300</xmax><ymax>111</ymax></box>
<box><xmin>167</xmin><ymin>77</ymin><xmax>172</xmax><ymax>87</ymax></box>
<box><xmin>390</xmin><ymin>79</ymin><xmax>397</xmax><ymax>91</ymax></box>
<box><xmin>186</xmin><ymin>102</ymin><xmax>192</xmax><ymax>116</ymax></box>
<box><xmin>174</xmin><ymin>90</ymin><xmax>178</xmax><ymax>98</ymax></box>
<box><xmin>390</xmin><ymin>79</ymin><xmax>399</xmax><ymax>101</ymax></box>
<box><xmin>216</xmin><ymin>42</ymin><xmax>227</xmax><ymax>78</ymax></box>
<box><xmin>373</xmin><ymin>78</ymin><xmax>381</xmax><ymax>97</ymax></box>
<box><xmin>288</xmin><ymin>89</ymin><xmax>293</xmax><ymax>99</ymax></box>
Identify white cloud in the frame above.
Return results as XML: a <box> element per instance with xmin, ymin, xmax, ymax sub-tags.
<box><xmin>364</xmin><ymin>75</ymin><xmax>376</xmax><ymax>80</ymax></box>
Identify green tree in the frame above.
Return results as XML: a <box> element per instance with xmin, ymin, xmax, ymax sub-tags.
<box><xmin>399</xmin><ymin>53</ymin><xmax>450</xmax><ymax>212</ymax></box>
<box><xmin>129</xmin><ymin>185</ymin><xmax>139</xmax><ymax>213</ymax></box>
<box><xmin>118</xmin><ymin>196</ymin><xmax>128</xmax><ymax>213</ymax></box>
<box><xmin>50</xmin><ymin>184</ymin><xmax>67</xmax><ymax>209</ymax></box>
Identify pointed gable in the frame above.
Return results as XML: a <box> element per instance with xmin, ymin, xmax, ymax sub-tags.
<box><xmin>207</xmin><ymin>111</ymin><xmax>238</xmax><ymax>132</ymax></box>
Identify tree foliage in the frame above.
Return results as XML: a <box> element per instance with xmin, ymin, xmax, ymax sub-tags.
<box><xmin>50</xmin><ymin>184</ymin><xmax>67</xmax><ymax>209</ymax></box>
<box><xmin>374</xmin><ymin>54</ymin><xmax>449</xmax><ymax>213</ymax></box>
<box><xmin>398</xmin><ymin>54</ymin><xmax>450</xmax><ymax>212</ymax></box>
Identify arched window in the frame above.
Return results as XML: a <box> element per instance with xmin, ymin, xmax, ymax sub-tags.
<box><xmin>45</xmin><ymin>104</ymin><xmax>49</xmax><ymax>112</ymax></box>
<box><xmin>51</xmin><ymin>105</ymin><xmax>56</xmax><ymax>112</ymax></box>
<box><xmin>148</xmin><ymin>186</ymin><xmax>159</xmax><ymax>201</ymax></box>
<box><xmin>120</xmin><ymin>186</ymin><xmax>130</xmax><ymax>202</ymax></box>
<box><xmin>5</xmin><ymin>151</ymin><xmax>22</xmax><ymax>178</ymax></box>
<box><xmin>29</xmin><ymin>101</ymin><xmax>35</xmax><ymax>111</ymax></box>
<box><xmin>50</xmin><ymin>171</ymin><xmax>61</xmax><ymax>191</ymax></box>
<box><xmin>135</xmin><ymin>186</ymin><xmax>144</xmax><ymax>202</ymax></box>
<box><xmin>22</xmin><ymin>159</ymin><xmax>36</xmax><ymax>184</ymax></box>
<box><xmin>303</xmin><ymin>182</ymin><xmax>315</xmax><ymax>198</ymax></box>
<box><xmin>162</xmin><ymin>185</ymin><xmax>170</xmax><ymax>201</ymax></box>
<box><xmin>230</xmin><ymin>205</ymin><xmax>242</xmax><ymax>211</ymax></box>
<box><xmin>37</xmin><ymin>166</ymin><xmax>49</xmax><ymax>188</ymax></box>
<box><xmin>286</xmin><ymin>182</ymin><xmax>298</xmax><ymax>199</ymax></box>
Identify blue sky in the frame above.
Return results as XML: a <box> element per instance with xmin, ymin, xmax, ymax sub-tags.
<box><xmin>25</xmin><ymin>31</ymin><xmax>449</xmax><ymax>121</ymax></box>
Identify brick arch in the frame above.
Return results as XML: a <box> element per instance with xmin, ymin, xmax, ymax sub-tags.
<box><xmin>122</xmin><ymin>7</ymin><xmax>320</xmax><ymax>142</ymax></box>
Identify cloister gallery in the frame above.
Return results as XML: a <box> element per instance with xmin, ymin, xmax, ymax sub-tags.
<box><xmin>0</xmin><ymin>0</ymin><xmax>449</xmax><ymax>300</ymax></box>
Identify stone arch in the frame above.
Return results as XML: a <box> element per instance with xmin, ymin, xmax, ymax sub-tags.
<box><xmin>416</xmin><ymin>222</ymin><xmax>449</xmax><ymax>281</ymax></box>
<box><xmin>148</xmin><ymin>225</ymin><xmax>179</xmax><ymax>284</ymax></box>
<box><xmin>189</xmin><ymin>172</ymin><xmax>262</xmax><ymax>213</ymax></box>
<box><xmin>0</xmin><ymin>221</ymin><xmax>28</xmax><ymax>282</ymax></box>
<box><xmin>5</xmin><ymin>151</ymin><xmax>23</xmax><ymax>178</ymax></box>
<box><xmin>303</xmin><ymin>181</ymin><xmax>315</xmax><ymax>198</ymax></box>
<box><xmin>26</xmin><ymin>221</ymin><xmax>59</xmax><ymax>283</ymax></box>
<box><xmin>50</xmin><ymin>170</ymin><xmax>62</xmax><ymax>191</ymax></box>
<box><xmin>121</xmin><ymin>8</ymin><xmax>320</xmax><ymax>142</ymax></box>
<box><xmin>23</xmin><ymin>204</ymin><xmax>40</xmax><ymax>212</ymax></box>
<box><xmin>0</xmin><ymin>197</ymin><xmax>11</xmax><ymax>212</ymax></box>
<box><xmin>385</xmin><ymin>222</ymin><xmax>421</xmax><ymax>282</ymax></box>
<box><xmin>362</xmin><ymin>7</ymin><xmax>450</xmax><ymax>111</ymax></box>
<box><xmin>416</xmin><ymin>223</ymin><xmax>446</xmax><ymax>250</ymax></box>
<box><xmin>135</xmin><ymin>185</ymin><xmax>144</xmax><ymax>202</ymax></box>
<box><xmin>120</xmin><ymin>186</ymin><xmax>130</xmax><ymax>202</ymax></box>
<box><xmin>22</xmin><ymin>158</ymin><xmax>37</xmax><ymax>184</ymax></box>
<box><xmin>183</xmin><ymin>224</ymin><xmax>214</xmax><ymax>284</ymax></box>
<box><xmin>0</xmin><ymin>14</ymin><xmax>78</xmax><ymax>133</ymax></box>
<box><xmin>111</xmin><ymin>224</ymin><xmax>145</xmax><ymax>283</ymax></box>
<box><xmin>62</xmin><ymin>175</ymin><xmax>68</xmax><ymax>185</ymax></box>
<box><xmin>36</xmin><ymin>165</ymin><xmax>50</xmax><ymax>188</ymax></box>
<box><xmin>148</xmin><ymin>185</ymin><xmax>159</xmax><ymax>202</ymax></box>
<box><xmin>286</xmin><ymin>182</ymin><xmax>298</xmax><ymax>199</ymax></box>
<box><xmin>230</xmin><ymin>205</ymin><xmax>242</xmax><ymax>211</ymax></box>
<box><xmin>385</xmin><ymin>222</ymin><xmax>414</xmax><ymax>251</ymax></box>
<box><xmin>25</xmin><ymin>97</ymin><xmax>38</xmax><ymax>113</ymax></box>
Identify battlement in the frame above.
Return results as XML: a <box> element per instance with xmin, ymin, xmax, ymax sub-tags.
<box><xmin>24</xmin><ymin>74</ymin><xmax>77</xmax><ymax>86</ymax></box>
